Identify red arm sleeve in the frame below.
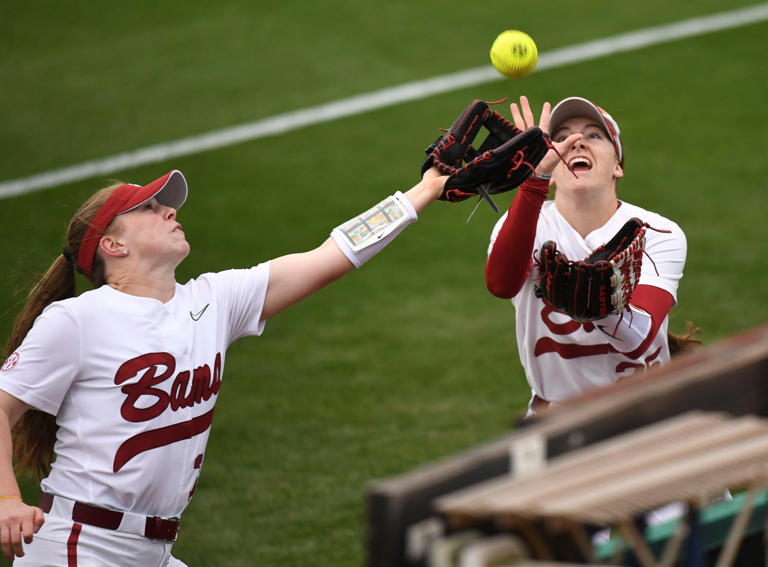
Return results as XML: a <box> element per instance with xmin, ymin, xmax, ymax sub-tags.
<box><xmin>485</xmin><ymin>177</ymin><xmax>550</xmax><ymax>298</ymax></box>
<box><xmin>622</xmin><ymin>284</ymin><xmax>675</xmax><ymax>359</ymax></box>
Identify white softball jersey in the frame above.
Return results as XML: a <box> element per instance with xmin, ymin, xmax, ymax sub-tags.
<box><xmin>0</xmin><ymin>263</ymin><xmax>270</xmax><ymax>519</ymax></box>
<box><xmin>488</xmin><ymin>201</ymin><xmax>686</xmax><ymax>403</ymax></box>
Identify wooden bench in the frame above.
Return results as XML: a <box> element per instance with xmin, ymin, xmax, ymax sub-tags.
<box><xmin>435</xmin><ymin>412</ymin><xmax>768</xmax><ymax>566</ymax></box>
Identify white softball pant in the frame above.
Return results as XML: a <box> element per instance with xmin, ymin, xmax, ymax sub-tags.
<box><xmin>14</xmin><ymin>511</ymin><xmax>189</xmax><ymax>566</ymax></box>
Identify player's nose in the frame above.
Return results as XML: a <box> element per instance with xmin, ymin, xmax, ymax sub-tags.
<box><xmin>162</xmin><ymin>206</ymin><xmax>178</xmax><ymax>221</ymax></box>
<box><xmin>566</xmin><ymin>138</ymin><xmax>587</xmax><ymax>156</ymax></box>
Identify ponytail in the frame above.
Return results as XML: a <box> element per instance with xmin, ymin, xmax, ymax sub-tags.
<box><xmin>668</xmin><ymin>320</ymin><xmax>702</xmax><ymax>356</ymax></box>
<box><xmin>5</xmin><ymin>255</ymin><xmax>76</xmax><ymax>478</ymax></box>
<box><xmin>5</xmin><ymin>254</ymin><xmax>76</xmax><ymax>354</ymax></box>
<box><xmin>6</xmin><ymin>183</ymin><xmax>121</xmax><ymax>478</ymax></box>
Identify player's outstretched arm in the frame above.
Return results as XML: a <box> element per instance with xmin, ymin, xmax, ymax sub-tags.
<box><xmin>261</xmin><ymin>171</ymin><xmax>445</xmax><ymax>320</ymax></box>
<box><xmin>0</xmin><ymin>391</ymin><xmax>44</xmax><ymax>561</ymax></box>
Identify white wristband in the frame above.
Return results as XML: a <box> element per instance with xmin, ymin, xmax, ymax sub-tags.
<box><xmin>330</xmin><ymin>191</ymin><xmax>418</xmax><ymax>268</ymax></box>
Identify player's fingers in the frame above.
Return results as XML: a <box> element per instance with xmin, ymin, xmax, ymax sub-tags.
<box><xmin>509</xmin><ymin>102</ymin><xmax>525</xmax><ymax>130</ymax></box>
<box><xmin>423</xmin><ymin>167</ymin><xmax>447</xmax><ymax>200</ymax></box>
<box><xmin>0</xmin><ymin>524</ymin><xmax>12</xmax><ymax>561</ymax></box>
<box><xmin>33</xmin><ymin>507</ymin><xmax>45</xmax><ymax>532</ymax></box>
<box><xmin>549</xmin><ymin>133</ymin><xmax>584</xmax><ymax>177</ymax></box>
<box><xmin>520</xmin><ymin>96</ymin><xmax>535</xmax><ymax>129</ymax></box>
<box><xmin>10</xmin><ymin>521</ymin><xmax>23</xmax><ymax>559</ymax></box>
<box><xmin>539</xmin><ymin>102</ymin><xmax>552</xmax><ymax>134</ymax></box>
<box><xmin>22</xmin><ymin>512</ymin><xmax>38</xmax><ymax>544</ymax></box>
<box><xmin>557</xmin><ymin>132</ymin><xmax>583</xmax><ymax>151</ymax></box>
<box><xmin>536</xmin><ymin>132</ymin><xmax>583</xmax><ymax>175</ymax></box>
<box><xmin>423</xmin><ymin>166</ymin><xmax>445</xmax><ymax>182</ymax></box>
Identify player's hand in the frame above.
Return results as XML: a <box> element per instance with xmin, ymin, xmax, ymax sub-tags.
<box><xmin>0</xmin><ymin>497</ymin><xmax>45</xmax><ymax>560</ymax></box>
<box><xmin>509</xmin><ymin>95</ymin><xmax>582</xmax><ymax>178</ymax></box>
<box><xmin>421</xmin><ymin>166</ymin><xmax>448</xmax><ymax>202</ymax></box>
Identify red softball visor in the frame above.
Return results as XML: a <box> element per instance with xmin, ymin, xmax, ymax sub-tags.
<box><xmin>77</xmin><ymin>170</ymin><xmax>188</xmax><ymax>279</ymax></box>
<box><xmin>549</xmin><ymin>97</ymin><xmax>623</xmax><ymax>166</ymax></box>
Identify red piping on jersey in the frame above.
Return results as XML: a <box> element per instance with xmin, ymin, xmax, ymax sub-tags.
<box><xmin>533</xmin><ymin>287</ymin><xmax>673</xmax><ymax>361</ymax></box>
<box><xmin>534</xmin><ymin>337</ymin><xmax>615</xmax><ymax>358</ymax></box>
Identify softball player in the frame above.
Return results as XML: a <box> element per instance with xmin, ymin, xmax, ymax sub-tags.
<box><xmin>0</xmin><ymin>167</ymin><xmax>446</xmax><ymax>565</ymax></box>
<box><xmin>485</xmin><ymin>95</ymin><xmax>693</xmax><ymax>533</ymax></box>
<box><xmin>485</xmin><ymin>96</ymin><xmax>689</xmax><ymax>416</ymax></box>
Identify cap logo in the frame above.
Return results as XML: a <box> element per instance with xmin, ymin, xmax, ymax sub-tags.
<box><xmin>597</xmin><ymin>107</ymin><xmax>617</xmax><ymax>137</ymax></box>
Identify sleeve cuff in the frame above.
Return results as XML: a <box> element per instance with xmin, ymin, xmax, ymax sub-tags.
<box><xmin>520</xmin><ymin>176</ymin><xmax>551</xmax><ymax>197</ymax></box>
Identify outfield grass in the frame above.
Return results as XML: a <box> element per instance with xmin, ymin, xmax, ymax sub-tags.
<box><xmin>2</xmin><ymin>2</ymin><xmax>768</xmax><ymax>565</ymax></box>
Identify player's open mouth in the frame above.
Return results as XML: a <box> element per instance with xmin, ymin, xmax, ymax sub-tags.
<box><xmin>568</xmin><ymin>157</ymin><xmax>592</xmax><ymax>171</ymax></box>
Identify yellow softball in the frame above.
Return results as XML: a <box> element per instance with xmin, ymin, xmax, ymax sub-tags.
<box><xmin>490</xmin><ymin>30</ymin><xmax>538</xmax><ymax>79</ymax></box>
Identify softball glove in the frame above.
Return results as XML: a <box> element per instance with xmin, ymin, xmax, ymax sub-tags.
<box><xmin>534</xmin><ymin>217</ymin><xmax>647</xmax><ymax>321</ymax></box>
<box><xmin>421</xmin><ymin>99</ymin><xmax>551</xmax><ymax>207</ymax></box>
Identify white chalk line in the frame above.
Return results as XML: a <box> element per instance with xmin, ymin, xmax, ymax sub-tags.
<box><xmin>2</xmin><ymin>2</ymin><xmax>767</xmax><ymax>200</ymax></box>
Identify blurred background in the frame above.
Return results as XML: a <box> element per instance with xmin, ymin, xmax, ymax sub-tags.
<box><xmin>2</xmin><ymin>1</ymin><xmax>767</xmax><ymax>565</ymax></box>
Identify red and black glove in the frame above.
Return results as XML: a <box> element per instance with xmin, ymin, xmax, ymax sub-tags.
<box><xmin>534</xmin><ymin>218</ymin><xmax>647</xmax><ymax>321</ymax></box>
<box><xmin>421</xmin><ymin>99</ymin><xmax>551</xmax><ymax>206</ymax></box>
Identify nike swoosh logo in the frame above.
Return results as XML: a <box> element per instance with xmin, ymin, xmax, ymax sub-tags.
<box><xmin>190</xmin><ymin>304</ymin><xmax>209</xmax><ymax>321</ymax></box>
<box><xmin>597</xmin><ymin>324</ymin><xmax>622</xmax><ymax>339</ymax></box>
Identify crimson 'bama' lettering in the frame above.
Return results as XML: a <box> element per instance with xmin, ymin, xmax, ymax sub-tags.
<box><xmin>111</xmin><ymin>352</ymin><xmax>222</xmax><ymax>471</ymax></box>
<box><xmin>115</xmin><ymin>352</ymin><xmax>222</xmax><ymax>422</ymax></box>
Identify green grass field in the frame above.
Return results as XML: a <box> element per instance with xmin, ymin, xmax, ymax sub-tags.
<box><xmin>2</xmin><ymin>2</ymin><xmax>768</xmax><ymax>565</ymax></box>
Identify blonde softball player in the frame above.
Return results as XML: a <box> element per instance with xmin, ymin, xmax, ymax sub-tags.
<box><xmin>0</xmin><ymin>167</ymin><xmax>446</xmax><ymax>565</ymax></box>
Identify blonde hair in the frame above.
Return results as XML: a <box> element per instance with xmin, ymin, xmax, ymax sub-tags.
<box><xmin>5</xmin><ymin>183</ymin><xmax>122</xmax><ymax>478</ymax></box>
